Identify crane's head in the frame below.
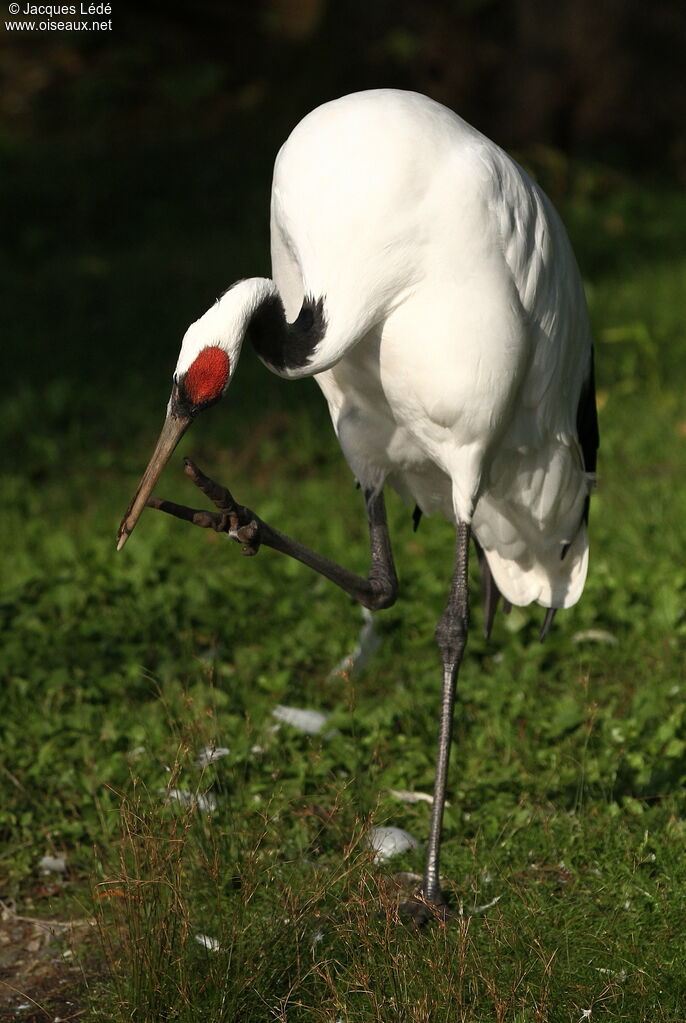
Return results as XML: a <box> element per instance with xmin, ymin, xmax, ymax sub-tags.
<box><xmin>116</xmin><ymin>298</ymin><xmax>244</xmax><ymax>550</ymax></box>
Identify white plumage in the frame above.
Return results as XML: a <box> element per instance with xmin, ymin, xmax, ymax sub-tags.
<box><xmin>139</xmin><ymin>88</ymin><xmax>596</xmax><ymax>606</ymax></box>
<box><xmin>271</xmin><ymin>89</ymin><xmax>593</xmax><ymax>609</ymax></box>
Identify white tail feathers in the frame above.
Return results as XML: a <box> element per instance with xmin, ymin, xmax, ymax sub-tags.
<box><xmin>479</xmin><ymin>524</ymin><xmax>588</xmax><ymax>609</ymax></box>
<box><xmin>472</xmin><ymin>440</ymin><xmax>592</xmax><ymax>609</ymax></box>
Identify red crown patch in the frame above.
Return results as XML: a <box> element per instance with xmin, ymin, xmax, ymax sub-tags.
<box><xmin>184</xmin><ymin>347</ymin><xmax>230</xmax><ymax>406</ymax></box>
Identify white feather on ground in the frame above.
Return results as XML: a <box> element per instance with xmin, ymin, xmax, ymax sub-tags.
<box><xmin>366</xmin><ymin>826</ymin><xmax>421</xmax><ymax>862</ymax></box>
<box><xmin>272</xmin><ymin>705</ymin><xmax>330</xmax><ymax>735</ymax></box>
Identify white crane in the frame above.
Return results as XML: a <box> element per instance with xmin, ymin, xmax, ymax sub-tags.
<box><xmin>117</xmin><ymin>89</ymin><xmax>598</xmax><ymax>920</ymax></box>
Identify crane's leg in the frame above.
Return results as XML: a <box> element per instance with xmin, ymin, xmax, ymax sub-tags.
<box><xmin>147</xmin><ymin>458</ymin><xmax>398</xmax><ymax>611</ymax></box>
<box><xmin>401</xmin><ymin>521</ymin><xmax>470</xmax><ymax>923</ymax></box>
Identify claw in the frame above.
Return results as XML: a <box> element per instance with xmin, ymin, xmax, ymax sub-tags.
<box><xmin>183</xmin><ymin>457</ymin><xmax>236</xmax><ymax>512</ymax></box>
<box><xmin>147</xmin><ymin>460</ymin><xmax>261</xmax><ymax>554</ymax></box>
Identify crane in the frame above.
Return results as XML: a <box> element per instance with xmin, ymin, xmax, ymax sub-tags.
<box><xmin>117</xmin><ymin>89</ymin><xmax>599</xmax><ymax>921</ymax></box>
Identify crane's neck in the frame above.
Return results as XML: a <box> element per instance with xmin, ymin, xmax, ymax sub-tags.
<box><xmin>209</xmin><ymin>277</ymin><xmax>338</xmax><ymax>380</ymax></box>
<box><xmin>246</xmin><ymin>285</ymin><xmax>328</xmax><ymax>378</ymax></box>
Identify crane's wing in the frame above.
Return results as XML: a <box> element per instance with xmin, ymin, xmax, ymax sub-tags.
<box><xmin>472</xmin><ymin>146</ymin><xmax>597</xmax><ymax>610</ymax></box>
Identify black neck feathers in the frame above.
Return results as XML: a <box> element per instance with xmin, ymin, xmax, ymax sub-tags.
<box><xmin>247</xmin><ymin>293</ymin><xmax>327</xmax><ymax>372</ymax></box>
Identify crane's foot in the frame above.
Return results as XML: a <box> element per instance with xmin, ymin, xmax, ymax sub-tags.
<box><xmin>146</xmin><ymin>458</ymin><xmax>263</xmax><ymax>555</ymax></box>
<box><xmin>388</xmin><ymin>873</ymin><xmax>454</xmax><ymax>927</ymax></box>
<box><xmin>398</xmin><ymin>895</ymin><xmax>452</xmax><ymax>927</ymax></box>
<box><xmin>399</xmin><ymin>889</ymin><xmax>454</xmax><ymax>927</ymax></box>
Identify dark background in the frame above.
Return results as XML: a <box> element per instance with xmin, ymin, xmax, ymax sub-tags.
<box><xmin>3</xmin><ymin>0</ymin><xmax>686</xmax><ymax>170</ymax></box>
<box><xmin>1</xmin><ymin>0</ymin><xmax>684</xmax><ymax>460</ymax></box>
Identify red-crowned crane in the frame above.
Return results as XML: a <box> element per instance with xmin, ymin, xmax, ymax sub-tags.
<box><xmin>117</xmin><ymin>89</ymin><xmax>599</xmax><ymax>920</ymax></box>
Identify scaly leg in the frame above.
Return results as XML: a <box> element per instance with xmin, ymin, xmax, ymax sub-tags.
<box><xmin>401</xmin><ymin>522</ymin><xmax>470</xmax><ymax>923</ymax></box>
<box><xmin>147</xmin><ymin>458</ymin><xmax>398</xmax><ymax>611</ymax></box>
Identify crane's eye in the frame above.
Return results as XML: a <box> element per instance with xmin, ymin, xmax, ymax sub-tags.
<box><xmin>183</xmin><ymin>347</ymin><xmax>230</xmax><ymax>407</ymax></box>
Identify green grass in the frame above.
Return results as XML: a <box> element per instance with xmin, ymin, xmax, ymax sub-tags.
<box><xmin>1</xmin><ymin>124</ymin><xmax>686</xmax><ymax>1020</ymax></box>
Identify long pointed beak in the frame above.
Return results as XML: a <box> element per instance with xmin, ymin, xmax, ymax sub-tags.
<box><xmin>116</xmin><ymin>405</ymin><xmax>192</xmax><ymax>550</ymax></box>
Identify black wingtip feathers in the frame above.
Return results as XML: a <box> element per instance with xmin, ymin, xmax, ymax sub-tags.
<box><xmin>539</xmin><ymin>607</ymin><xmax>557</xmax><ymax>642</ymax></box>
<box><xmin>473</xmin><ymin>538</ymin><xmax>502</xmax><ymax>640</ymax></box>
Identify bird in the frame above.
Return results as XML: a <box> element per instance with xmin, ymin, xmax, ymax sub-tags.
<box><xmin>117</xmin><ymin>89</ymin><xmax>599</xmax><ymax>920</ymax></box>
